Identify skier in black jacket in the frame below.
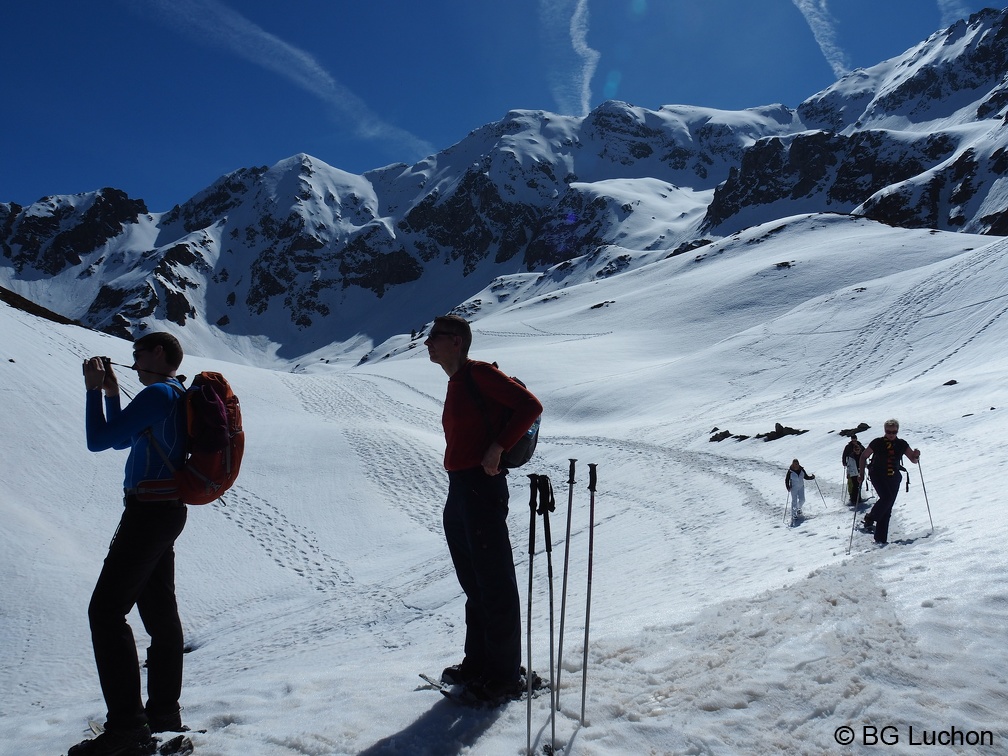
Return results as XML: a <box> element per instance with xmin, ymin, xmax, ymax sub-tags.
<box><xmin>858</xmin><ymin>419</ymin><xmax>921</xmax><ymax>545</ymax></box>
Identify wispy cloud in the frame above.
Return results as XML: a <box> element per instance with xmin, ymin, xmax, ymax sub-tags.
<box><xmin>937</xmin><ymin>0</ymin><xmax>973</xmax><ymax>28</ymax></box>
<box><xmin>538</xmin><ymin>0</ymin><xmax>601</xmax><ymax>116</ymax></box>
<box><xmin>131</xmin><ymin>0</ymin><xmax>434</xmax><ymax>161</ymax></box>
<box><xmin>791</xmin><ymin>0</ymin><xmax>851</xmax><ymax>79</ymax></box>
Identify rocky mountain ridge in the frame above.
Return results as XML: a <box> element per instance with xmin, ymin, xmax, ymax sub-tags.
<box><xmin>2</xmin><ymin>8</ymin><xmax>1007</xmax><ymax>360</ymax></box>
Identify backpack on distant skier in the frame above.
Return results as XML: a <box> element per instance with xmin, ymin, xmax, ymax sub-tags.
<box><xmin>465</xmin><ymin>362</ymin><xmax>540</xmax><ymax>469</ymax></box>
<box><xmin>135</xmin><ymin>371</ymin><xmax>245</xmax><ymax>505</ymax></box>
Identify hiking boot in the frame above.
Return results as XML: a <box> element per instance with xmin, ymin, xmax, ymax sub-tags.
<box><xmin>441</xmin><ymin>661</ymin><xmax>481</xmax><ymax>686</ymax></box>
<box><xmin>862</xmin><ymin>518</ymin><xmax>874</xmax><ymax>532</ymax></box>
<box><xmin>465</xmin><ymin>675</ymin><xmax>525</xmax><ymax>703</ymax></box>
<box><xmin>146</xmin><ymin>707</ymin><xmax>187</xmax><ymax>734</ymax></box>
<box><xmin>67</xmin><ymin>724</ymin><xmax>154</xmax><ymax>756</ymax></box>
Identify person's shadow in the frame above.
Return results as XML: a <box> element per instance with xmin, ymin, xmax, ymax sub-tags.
<box><xmin>357</xmin><ymin>693</ymin><xmax>503</xmax><ymax>755</ymax></box>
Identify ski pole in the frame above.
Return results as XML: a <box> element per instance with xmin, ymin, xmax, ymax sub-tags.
<box><xmin>847</xmin><ymin>493</ymin><xmax>859</xmax><ymax>555</ymax></box>
<box><xmin>526</xmin><ymin>474</ymin><xmax>538</xmax><ymax>756</ymax></box>
<box><xmin>813</xmin><ymin>476</ymin><xmax>827</xmax><ymax>509</ymax></box>
<box><xmin>556</xmin><ymin>459</ymin><xmax>576</xmax><ymax>711</ymax></box>
<box><xmin>918</xmin><ymin>461</ymin><xmax>934</xmax><ymax>532</ymax></box>
<box><xmin>782</xmin><ymin>491</ymin><xmax>791</xmax><ymax>524</ymax></box>
<box><xmin>536</xmin><ymin>474</ymin><xmax>557</xmax><ymax>752</ymax></box>
<box><xmin>581</xmin><ymin>464</ymin><xmax>597</xmax><ymax>726</ymax></box>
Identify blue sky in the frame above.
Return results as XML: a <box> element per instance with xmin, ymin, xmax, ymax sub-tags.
<box><xmin>1</xmin><ymin>0</ymin><xmax>998</xmax><ymax>212</ymax></box>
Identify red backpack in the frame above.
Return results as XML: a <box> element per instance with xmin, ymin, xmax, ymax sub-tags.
<box><xmin>136</xmin><ymin>372</ymin><xmax>245</xmax><ymax>505</ymax></box>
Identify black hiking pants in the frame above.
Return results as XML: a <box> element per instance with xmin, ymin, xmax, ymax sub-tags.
<box><xmin>443</xmin><ymin>467</ymin><xmax>521</xmax><ymax>685</ymax></box>
<box><xmin>89</xmin><ymin>496</ymin><xmax>187</xmax><ymax>731</ymax></box>
<box><xmin>867</xmin><ymin>472</ymin><xmax>901</xmax><ymax>544</ymax></box>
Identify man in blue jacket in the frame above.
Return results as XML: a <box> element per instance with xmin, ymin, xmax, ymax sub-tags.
<box><xmin>70</xmin><ymin>333</ymin><xmax>189</xmax><ymax>756</ymax></box>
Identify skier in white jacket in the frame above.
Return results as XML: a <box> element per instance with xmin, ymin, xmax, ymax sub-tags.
<box><xmin>785</xmin><ymin>459</ymin><xmax>815</xmax><ymax>525</ymax></box>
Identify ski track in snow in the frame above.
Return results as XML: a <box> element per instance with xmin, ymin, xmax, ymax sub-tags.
<box><xmin>209</xmin><ymin>487</ymin><xmax>353</xmax><ymax>593</ymax></box>
<box><xmin>281</xmin><ymin>372</ymin><xmax>446</xmax><ymax>536</ymax></box>
<box><xmin>723</xmin><ymin>237</ymin><xmax>1008</xmax><ymax>422</ymax></box>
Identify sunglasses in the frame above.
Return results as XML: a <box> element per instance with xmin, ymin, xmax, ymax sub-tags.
<box><xmin>427</xmin><ymin>331</ymin><xmax>455</xmax><ymax>339</ymax></box>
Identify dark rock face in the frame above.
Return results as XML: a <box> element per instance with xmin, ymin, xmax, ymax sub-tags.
<box><xmin>3</xmin><ymin>189</ymin><xmax>147</xmax><ymax>275</ymax></box>
<box><xmin>701</xmin><ymin>130</ymin><xmax>960</xmax><ymax>232</ymax></box>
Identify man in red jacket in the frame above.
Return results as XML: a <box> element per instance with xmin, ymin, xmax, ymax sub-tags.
<box><xmin>426</xmin><ymin>315</ymin><xmax>543</xmax><ymax>702</ymax></box>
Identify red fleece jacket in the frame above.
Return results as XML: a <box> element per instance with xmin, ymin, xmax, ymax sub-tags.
<box><xmin>441</xmin><ymin>360</ymin><xmax>543</xmax><ymax>471</ymax></box>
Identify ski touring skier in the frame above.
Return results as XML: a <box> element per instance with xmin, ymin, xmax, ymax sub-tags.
<box><xmin>842</xmin><ymin>435</ymin><xmax>865</xmax><ymax>505</ymax></box>
<box><xmin>425</xmin><ymin>315</ymin><xmax>543</xmax><ymax>704</ymax></box>
<box><xmin>859</xmin><ymin>419</ymin><xmax>921</xmax><ymax>545</ymax></box>
<box><xmin>784</xmin><ymin>459</ymin><xmax>815</xmax><ymax>525</ymax></box>
<box><xmin>70</xmin><ymin>333</ymin><xmax>193</xmax><ymax>756</ymax></box>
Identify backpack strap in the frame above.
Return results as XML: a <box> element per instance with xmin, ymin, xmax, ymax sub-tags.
<box><xmin>143</xmin><ymin>379</ymin><xmax>187</xmax><ymax>474</ymax></box>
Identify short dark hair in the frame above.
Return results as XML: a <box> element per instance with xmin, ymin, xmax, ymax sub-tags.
<box><xmin>432</xmin><ymin>314</ymin><xmax>472</xmax><ymax>357</ymax></box>
<box><xmin>135</xmin><ymin>332</ymin><xmax>184</xmax><ymax>369</ymax></box>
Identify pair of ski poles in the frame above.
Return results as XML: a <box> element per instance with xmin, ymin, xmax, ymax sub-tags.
<box><xmin>845</xmin><ymin>462</ymin><xmax>933</xmax><ymax>554</ymax></box>
<box><xmin>526</xmin><ymin>460</ymin><xmax>597</xmax><ymax>755</ymax></box>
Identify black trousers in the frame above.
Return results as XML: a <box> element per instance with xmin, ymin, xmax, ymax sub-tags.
<box><xmin>868</xmin><ymin>472</ymin><xmax>901</xmax><ymax>543</ymax></box>
<box><xmin>443</xmin><ymin>468</ymin><xmax>521</xmax><ymax>684</ymax></box>
<box><xmin>89</xmin><ymin>497</ymin><xmax>187</xmax><ymax>730</ymax></box>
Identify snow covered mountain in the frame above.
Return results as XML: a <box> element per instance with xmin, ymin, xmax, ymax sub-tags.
<box><xmin>1</xmin><ymin>8</ymin><xmax>1007</xmax><ymax>364</ymax></box>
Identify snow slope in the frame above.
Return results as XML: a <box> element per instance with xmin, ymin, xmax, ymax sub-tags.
<box><xmin>2</xmin><ymin>214</ymin><xmax>1007</xmax><ymax>754</ymax></box>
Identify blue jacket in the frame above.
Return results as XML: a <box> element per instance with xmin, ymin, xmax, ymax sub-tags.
<box><xmin>86</xmin><ymin>379</ymin><xmax>186</xmax><ymax>489</ymax></box>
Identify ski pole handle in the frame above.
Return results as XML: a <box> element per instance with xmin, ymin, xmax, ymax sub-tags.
<box><xmin>588</xmin><ymin>463</ymin><xmax>597</xmax><ymax>493</ymax></box>
<box><xmin>568</xmin><ymin>458</ymin><xmax>577</xmax><ymax>486</ymax></box>
<box><xmin>527</xmin><ymin>474</ymin><xmax>538</xmax><ymax>555</ymax></box>
<box><xmin>537</xmin><ymin>474</ymin><xmax>556</xmax><ymax>515</ymax></box>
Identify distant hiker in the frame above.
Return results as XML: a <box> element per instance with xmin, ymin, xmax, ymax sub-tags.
<box><xmin>71</xmin><ymin>333</ymin><xmax>190</xmax><ymax>756</ymax></box>
<box><xmin>785</xmin><ymin>459</ymin><xmax>815</xmax><ymax>524</ymax></box>
<box><xmin>425</xmin><ymin>314</ymin><xmax>543</xmax><ymax>702</ymax></box>
<box><xmin>859</xmin><ymin>419</ymin><xmax>921</xmax><ymax>545</ymax></box>
<box><xmin>842</xmin><ymin>435</ymin><xmax>865</xmax><ymax>505</ymax></box>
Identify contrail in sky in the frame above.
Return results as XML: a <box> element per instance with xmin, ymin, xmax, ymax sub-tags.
<box><xmin>131</xmin><ymin>0</ymin><xmax>434</xmax><ymax>160</ymax></box>
<box><xmin>539</xmin><ymin>0</ymin><xmax>600</xmax><ymax>116</ymax></box>
<box><xmin>791</xmin><ymin>0</ymin><xmax>851</xmax><ymax>79</ymax></box>
<box><xmin>569</xmin><ymin>0</ymin><xmax>601</xmax><ymax>115</ymax></box>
